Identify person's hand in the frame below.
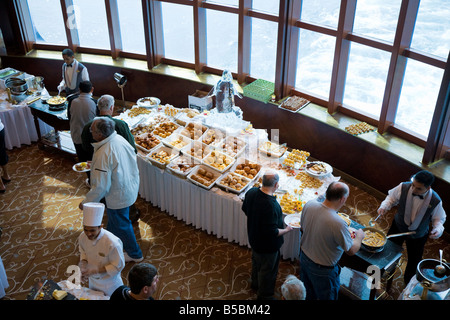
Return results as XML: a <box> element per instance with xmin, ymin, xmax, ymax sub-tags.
<box><xmin>57</xmin><ymin>84</ymin><xmax>64</xmax><ymax>93</ymax></box>
<box><xmin>377</xmin><ymin>207</ymin><xmax>387</xmax><ymax>216</ymax></box>
<box><xmin>285</xmin><ymin>225</ymin><xmax>293</xmax><ymax>233</ymax></box>
<box><xmin>355</xmin><ymin>228</ymin><xmax>366</xmax><ymax>241</ymax></box>
<box><xmin>79</xmin><ymin>202</ymin><xmax>84</xmax><ymax>210</ymax></box>
<box><xmin>429</xmin><ymin>224</ymin><xmax>444</xmax><ymax>239</ymax></box>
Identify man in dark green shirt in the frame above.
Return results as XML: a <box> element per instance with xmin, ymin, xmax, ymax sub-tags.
<box><xmin>242</xmin><ymin>170</ymin><xmax>292</xmax><ymax>300</ymax></box>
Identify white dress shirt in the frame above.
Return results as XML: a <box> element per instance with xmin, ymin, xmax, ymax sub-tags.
<box><xmin>58</xmin><ymin>59</ymin><xmax>90</xmax><ymax>92</ymax></box>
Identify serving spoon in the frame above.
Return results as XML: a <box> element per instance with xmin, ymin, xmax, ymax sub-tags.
<box><xmin>435</xmin><ymin>249</ymin><xmax>446</xmax><ymax>277</ymax></box>
<box><xmin>368</xmin><ymin>213</ymin><xmax>381</xmax><ymax>227</ymax></box>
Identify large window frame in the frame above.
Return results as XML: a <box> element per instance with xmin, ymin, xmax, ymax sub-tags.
<box><xmin>11</xmin><ymin>0</ymin><xmax>450</xmax><ymax>164</ymax></box>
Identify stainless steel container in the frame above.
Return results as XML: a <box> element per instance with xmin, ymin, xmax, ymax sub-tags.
<box><xmin>5</xmin><ymin>77</ymin><xmax>28</xmax><ymax>95</ymax></box>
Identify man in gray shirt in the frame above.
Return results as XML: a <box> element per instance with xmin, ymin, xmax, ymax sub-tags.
<box><xmin>299</xmin><ymin>181</ymin><xmax>365</xmax><ymax>300</ymax></box>
<box><xmin>68</xmin><ymin>80</ymin><xmax>97</xmax><ymax>163</ymax></box>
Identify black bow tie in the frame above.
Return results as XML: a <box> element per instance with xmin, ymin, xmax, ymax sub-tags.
<box><xmin>67</xmin><ymin>64</ymin><xmax>72</xmax><ymax>68</ymax></box>
<box><xmin>412</xmin><ymin>193</ymin><xmax>424</xmax><ymax>199</ymax></box>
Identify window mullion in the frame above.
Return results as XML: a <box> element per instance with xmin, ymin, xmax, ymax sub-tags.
<box><xmin>328</xmin><ymin>0</ymin><xmax>357</xmax><ymax>115</ymax></box>
<box><xmin>142</xmin><ymin>0</ymin><xmax>163</xmax><ymax>69</ymax></box>
<box><xmin>237</xmin><ymin>0</ymin><xmax>251</xmax><ymax>84</ymax></box>
<box><xmin>60</xmin><ymin>0</ymin><xmax>79</xmax><ymax>52</ymax></box>
<box><xmin>378</xmin><ymin>0</ymin><xmax>419</xmax><ymax>134</ymax></box>
<box><xmin>193</xmin><ymin>0</ymin><xmax>206</xmax><ymax>74</ymax></box>
<box><xmin>105</xmin><ymin>0</ymin><xmax>122</xmax><ymax>59</ymax></box>
<box><xmin>423</xmin><ymin>51</ymin><xmax>450</xmax><ymax>164</ymax></box>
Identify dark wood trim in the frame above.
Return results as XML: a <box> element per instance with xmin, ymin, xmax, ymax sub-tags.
<box><xmin>294</xmin><ymin>20</ymin><xmax>337</xmax><ymax>37</ymax></box>
<box><xmin>404</xmin><ymin>48</ymin><xmax>447</xmax><ymax>69</ymax></box>
<box><xmin>193</xmin><ymin>0</ymin><xmax>207</xmax><ymax>74</ymax></box>
<box><xmin>237</xmin><ymin>0</ymin><xmax>251</xmax><ymax>84</ymax></box>
<box><xmin>378</xmin><ymin>0</ymin><xmax>419</xmax><ymax>134</ymax></box>
<box><xmin>347</xmin><ymin>33</ymin><xmax>392</xmax><ymax>52</ymax></box>
<box><xmin>389</xmin><ymin>125</ymin><xmax>427</xmax><ymax>149</ymax></box>
<box><xmin>328</xmin><ymin>0</ymin><xmax>357</xmax><ymax>114</ymax></box>
<box><xmin>119</xmin><ymin>51</ymin><xmax>147</xmax><ymax>61</ymax></box>
<box><xmin>160</xmin><ymin>57</ymin><xmax>195</xmax><ymax>70</ymax></box>
<box><xmin>12</xmin><ymin>0</ymin><xmax>35</xmax><ymax>53</ymax></box>
<box><xmin>201</xmin><ymin>2</ymin><xmax>239</xmax><ymax>14</ymax></box>
<box><xmin>339</xmin><ymin>105</ymin><xmax>380</xmax><ymax>128</ymax></box>
<box><xmin>105</xmin><ymin>0</ymin><xmax>122</xmax><ymax>59</ymax></box>
<box><xmin>76</xmin><ymin>47</ymin><xmax>111</xmax><ymax>56</ymax></box>
<box><xmin>60</xmin><ymin>0</ymin><xmax>79</xmax><ymax>52</ymax></box>
<box><xmin>142</xmin><ymin>0</ymin><xmax>154</xmax><ymax>69</ymax></box>
<box><xmin>247</xmin><ymin>10</ymin><xmax>279</xmax><ymax>23</ymax></box>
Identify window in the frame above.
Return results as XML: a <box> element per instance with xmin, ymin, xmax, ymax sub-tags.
<box><xmin>117</xmin><ymin>0</ymin><xmax>146</xmax><ymax>54</ymax></box>
<box><xmin>206</xmin><ymin>9</ymin><xmax>238</xmax><ymax>72</ymax></box>
<box><xmin>300</xmin><ymin>0</ymin><xmax>341</xmax><ymax>29</ymax></box>
<box><xmin>410</xmin><ymin>0</ymin><xmax>450</xmax><ymax>59</ymax></box>
<box><xmin>343</xmin><ymin>43</ymin><xmax>391</xmax><ymax>118</ymax></box>
<box><xmin>161</xmin><ymin>2</ymin><xmax>194</xmax><ymax>63</ymax></box>
<box><xmin>252</xmin><ymin>0</ymin><xmax>279</xmax><ymax>15</ymax></box>
<box><xmin>250</xmin><ymin>18</ymin><xmax>278</xmax><ymax>82</ymax></box>
<box><xmin>395</xmin><ymin>59</ymin><xmax>444</xmax><ymax>138</ymax></box>
<box><xmin>352</xmin><ymin>0</ymin><xmax>401</xmax><ymax>43</ymax></box>
<box><xmin>72</xmin><ymin>0</ymin><xmax>110</xmax><ymax>49</ymax></box>
<box><xmin>27</xmin><ymin>0</ymin><xmax>67</xmax><ymax>46</ymax></box>
<box><xmin>295</xmin><ymin>29</ymin><xmax>335</xmax><ymax>99</ymax></box>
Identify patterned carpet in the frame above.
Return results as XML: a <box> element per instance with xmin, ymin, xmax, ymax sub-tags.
<box><xmin>0</xmin><ymin>143</ymin><xmax>448</xmax><ymax>300</ymax></box>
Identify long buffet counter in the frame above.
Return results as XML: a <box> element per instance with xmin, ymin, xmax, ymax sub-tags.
<box><xmin>112</xmin><ymin>102</ymin><xmax>340</xmax><ymax>261</ymax></box>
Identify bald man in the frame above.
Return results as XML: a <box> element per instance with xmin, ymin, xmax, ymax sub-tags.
<box><xmin>242</xmin><ymin>170</ymin><xmax>292</xmax><ymax>300</ymax></box>
<box><xmin>299</xmin><ymin>181</ymin><xmax>365</xmax><ymax>300</ymax></box>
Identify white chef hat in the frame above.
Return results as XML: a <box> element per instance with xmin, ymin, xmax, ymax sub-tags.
<box><xmin>83</xmin><ymin>202</ymin><xmax>105</xmax><ymax>227</ymax></box>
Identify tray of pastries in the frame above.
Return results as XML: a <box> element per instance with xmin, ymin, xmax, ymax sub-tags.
<box><xmin>134</xmin><ymin>132</ymin><xmax>161</xmax><ymax>153</ymax></box>
<box><xmin>258</xmin><ymin>141</ymin><xmax>287</xmax><ymax>158</ymax></box>
<box><xmin>202</xmin><ymin>150</ymin><xmax>235</xmax><ymax>173</ymax></box>
<box><xmin>305</xmin><ymin>161</ymin><xmax>333</xmax><ymax>177</ymax></box>
<box><xmin>147</xmin><ymin>145</ymin><xmax>179</xmax><ymax>169</ymax></box>
<box><xmin>216</xmin><ymin>171</ymin><xmax>252</xmax><ymax>194</ymax></box>
<box><xmin>201</xmin><ymin>128</ymin><xmax>226</xmax><ymax>147</ymax></box>
<box><xmin>131</xmin><ymin>122</ymin><xmax>158</xmax><ymax>136</ymax></box>
<box><xmin>219</xmin><ymin>135</ymin><xmax>247</xmax><ymax>158</ymax></box>
<box><xmin>279</xmin><ymin>95</ymin><xmax>310</xmax><ymax>113</ymax></box>
<box><xmin>187</xmin><ymin>165</ymin><xmax>222</xmax><ymax>190</ymax></box>
<box><xmin>167</xmin><ymin>155</ymin><xmax>200</xmax><ymax>178</ymax></box>
<box><xmin>230</xmin><ymin>158</ymin><xmax>262</xmax><ymax>181</ymax></box>
<box><xmin>181</xmin><ymin>140</ymin><xmax>212</xmax><ymax>162</ymax></box>
<box><xmin>137</xmin><ymin>97</ymin><xmax>160</xmax><ymax>108</ymax></box>
<box><xmin>152</xmin><ymin>121</ymin><xmax>179</xmax><ymax>139</ymax></box>
<box><xmin>179</xmin><ymin>122</ymin><xmax>208</xmax><ymax>140</ymax></box>
<box><xmin>162</xmin><ymin>132</ymin><xmax>192</xmax><ymax>152</ymax></box>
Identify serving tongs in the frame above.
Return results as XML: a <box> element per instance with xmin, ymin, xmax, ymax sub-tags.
<box><xmin>368</xmin><ymin>213</ymin><xmax>381</xmax><ymax>227</ymax></box>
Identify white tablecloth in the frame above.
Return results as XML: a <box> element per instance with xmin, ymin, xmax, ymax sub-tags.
<box><xmin>137</xmin><ymin>156</ymin><xmax>301</xmax><ymax>261</ymax></box>
<box><xmin>0</xmin><ymin>90</ymin><xmax>53</xmax><ymax>150</ymax></box>
<box><xmin>0</xmin><ymin>255</ymin><xmax>9</xmax><ymax>299</ymax></box>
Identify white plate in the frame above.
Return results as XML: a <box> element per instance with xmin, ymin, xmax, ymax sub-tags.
<box><xmin>305</xmin><ymin>161</ymin><xmax>333</xmax><ymax>177</ymax></box>
<box><xmin>72</xmin><ymin>162</ymin><xmax>91</xmax><ymax>172</ymax></box>
<box><xmin>137</xmin><ymin>97</ymin><xmax>161</xmax><ymax>108</ymax></box>
<box><xmin>284</xmin><ymin>213</ymin><xmax>301</xmax><ymax>228</ymax></box>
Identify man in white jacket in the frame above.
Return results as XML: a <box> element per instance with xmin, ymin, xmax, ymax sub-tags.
<box><xmin>78</xmin><ymin>202</ymin><xmax>125</xmax><ymax>296</ymax></box>
<box><xmin>79</xmin><ymin>116</ymin><xmax>143</xmax><ymax>262</ymax></box>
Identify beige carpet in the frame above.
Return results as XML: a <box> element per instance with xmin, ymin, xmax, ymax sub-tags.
<box><xmin>0</xmin><ymin>143</ymin><xmax>448</xmax><ymax>300</ymax></box>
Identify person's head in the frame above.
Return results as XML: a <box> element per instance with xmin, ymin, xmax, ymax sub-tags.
<box><xmin>411</xmin><ymin>170</ymin><xmax>434</xmax><ymax>195</ymax></box>
<box><xmin>79</xmin><ymin>80</ymin><xmax>93</xmax><ymax>94</ymax></box>
<box><xmin>128</xmin><ymin>263</ymin><xmax>159</xmax><ymax>299</ymax></box>
<box><xmin>281</xmin><ymin>275</ymin><xmax>306</xmax><ymax>300</ymax></box>
<box><xmin>97</xmin><ymin>94</ymin><xmax>115</xmax><ymax>115</ymax></box>
<box><xmin>90</xmin><ymin>116</ymin><xmax>115</xmax><ymax>141</ymax></box>
<box><xmin>325</xmin><ymin>181</ymin><xmax>349</xmax><ymax>210</ymax></box>
<box><xmin>62</xmin><ymin>48</ymin><xmax>75</xmax><ymax>65</ymax></box>
<box><xmin>82</xmin><ymin>202</ymin><xmax>105</xmax><ymax>240</ymax></box>
<box><xmin>261</xmin><ymin>170</ymin><xmax>280</xmax><ymax>192</ymax></box>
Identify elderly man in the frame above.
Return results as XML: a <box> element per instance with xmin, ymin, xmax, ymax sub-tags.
<box><xmin>242</xmin><ymin>170</ymin><xmax>292</xmax><ymax>300</ymax></box>
<box><xmin>377</xmin><ymin>170</ymin><xmax>446</xmax><ymax>284</ymax></box>
<box><xmin>58</xmin><ymin>48</ymin><xmax>89</xmax><ymax>96</ymax></box>
<box><xmin>78</xmin><ymin>202</ymin><xmax>125</xmax><ymax>296</ymax></box>
<box><xmin>299</xmin><ymin>181</ymin><xmax>365</xmax><ymax>300</ymax></box>
<box><xmin>281</xmin><ymin>274</ymin><xmax>306</xmax><ymax>300</ymax></box>
<box><xmin>79</xmin><ymin>116</ymin><xmax>143</xmax><ymax>263</ymax></box>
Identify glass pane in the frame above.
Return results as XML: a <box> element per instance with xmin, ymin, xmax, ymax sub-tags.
<box><xmin>117</xmin><ymin>0</ymin><xmax>146</xmax><ymax>54</ymax></box>
<box><xmin>411</xmin><ymin>0</ymin><xmax>450</xmax><ymax>59</ymax></box>
<box><xmin>395</xmin><ymin>60</ymin><xmax>444</xmax><ymax>138</ymax></box>
<box><xmin>343</xmin><ymin>43</ymin><xmax>391</xmax><ymax>118</ymax></box>
<box><xmin>295</xmin><ymin>29</ymin><xmax>335</xmax><ymax>99</ymax></box>
<box><xmin>250</xmin><ymin>18</ymin><xmax>278</xmax><ymax>82</ymax></box>
<box><xmin>72</xmin><ymin>0</ymin><xmax>110</xmax><ymax>49</ymax></box>
<box><xmin>353</xmin><ymin>0</ymin><xmax>402</xmax><ymax>43</ymax></box>
<box><xmin>205</xmin><ymin>0</ymin><xmax>238</xmax><ymax>6</ymax></box>
<box><xmin>252</xmin><ymin>0</ymin><xmax>279</xmax><ymax>15</ymax></box>
<box><xmin>206</xmin><ymin>10</ymin><xmax>238</xmax><ymax>72</ymax></box>
<box><xmin>161</xmin><ymin>3</ymin><xmax>194</xmax><ymax>63</ymax></box>
<box><xmin>300</xmin><ymin>0</ymin><xmax>341</xmax><ymax>29</ymax></box>
<box><xmin>27</xmin><ymin>0</ymin><xmax>67</xmax><ymax>45</ymax></box>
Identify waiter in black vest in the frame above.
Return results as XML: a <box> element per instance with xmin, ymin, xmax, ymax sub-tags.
<box><xmin>377</xmin><ymin>170</ymin><xmax>446</xmax><ymax>284</ymax></box>
<box><xmin>57</xmin><ymin>48</ymin><xmax>90</xmax><ymax>96</ymax></box>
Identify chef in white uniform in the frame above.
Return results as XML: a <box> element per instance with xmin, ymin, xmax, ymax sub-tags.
<box><xmin>78</xmin><ymin>202</ymin><xmax>125</xmax><ymax>296</ymax></box>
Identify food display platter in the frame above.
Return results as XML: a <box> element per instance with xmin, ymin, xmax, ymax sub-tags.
<box><xmin>147</xmin><ymin>145</ymin><xmax>179</xmax><ymax>169</ymax></box>
<box><xmin>284</xmin><ymin>213</ymin><xmax>301</xmax><ymax>228</ymax></box>
<box><xmin>72</xmin><ymin>162</ymin><xmax>91</xmax><ymax>172</ymax></box>
<box><xmin>202</xmin><ymin>150</ymin><xmax>236</xmax><ymax>173</ymax></box>
<box><xmin>181</xmin><ymin>140</ymin><xmax>212</xmax><ymax>162</ymax></box>
<box><xmin>216</xmin><ymin>171</ymin><xmax>252</xmax><ymax>194</ymax></box>
<box><xmin>137</xmin><ymin>97</ymin><xmax>161</xmax><ymax>108</ymax></box>
<box><xmin>166</xmin><ymin>155</ymin><xmax>200</xmax><ymax>178</ymax></box>
<box><xmin>258</xmin><ymin>141</ymin><xmax>287</xmax><ymax>158</ymax></box>
<box><xmin>278</xmin><ymin>96</ymin><xmax>310</xmax><ymax>113</ymax></box>
<box><xmin>134</xmin><ymin>132</ymin><xmax>161</xmax><ymax>153</ymax></box>
<box><xmin>162</xmin><ymin>132</ymin><xmax>192</xmax><ymax>152</ymax></box>
<box><xmin>219</xmin><ymin>135</ymin><xmax>247</xmax><ymax>159</ymax></box>
<box><xmin>187</xmin><ymin>165</ymin><xmax>222</xmax><ymax>190</ymax></box>
<box><xmin>229</xmin><ymin>157</ymin><xmax>262</xmax><ymax>181</ymax></box>
<box><xmin>305</xmin><ymin>161</ymin><xmax>333</xmax><ymax>177</ymax></box>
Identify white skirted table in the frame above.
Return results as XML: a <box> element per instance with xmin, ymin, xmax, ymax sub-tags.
<box><xmin>137</xmin><ymin>155</ymin><xmax>302</xmax><ymax>261</ymax></box>
<box><xmin>0</xmin><ymin>255</ymin><xmax>9</xmax><ymax>299</ymax></box>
